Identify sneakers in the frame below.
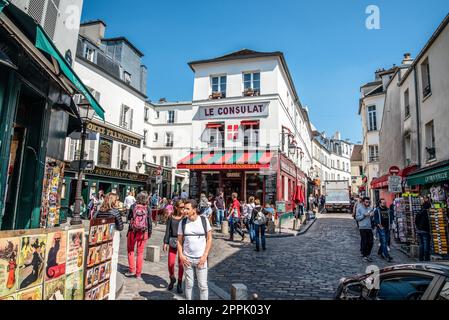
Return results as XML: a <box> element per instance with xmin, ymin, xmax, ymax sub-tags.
<box><xmin>168</xmin><ymin>276</ymin><xmax>176</xmax><ymax>291</ymax></box>
<box><xmin>255</xmin><ymin>247</ymin><xmax>260</xmax><ymax>252</ymax></box>
<box><xmin>387</xmin><ymin>256</ymin><xmax>393</xmax><ymax>262</ymax></box>
<box><xmin>125</xmin><ymin>272</ymin><xmax>136</xmax><ymax>277</ymax></box>
<box><xmin>135</xmin><ymin>275</ymin><xmax>142</xmax><ymax>280</ymax></box>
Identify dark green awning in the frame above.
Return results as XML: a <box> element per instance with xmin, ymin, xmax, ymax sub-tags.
<box><xmin>407</xmin><ymin>164</ymin><xmax>449</xmax><ymax>186</ymax></box>
<box><xmin>0</xmin><ymin>0</ymin><xmax>105</xmax><ymax>120</ymax></box>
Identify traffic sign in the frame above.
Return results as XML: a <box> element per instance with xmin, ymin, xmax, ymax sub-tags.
<box><xmin>389</xmin><ymin>166</ymin><xmax>400</xmax><ymax>175</ymax></box>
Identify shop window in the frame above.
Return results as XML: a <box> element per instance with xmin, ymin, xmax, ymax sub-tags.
<box><xmin>246</xmin><ymin>173</ymin><xmax>264</xmax><ymax>201</ymax></box>
<box><xmin>201</xmin><ymin>173</ymin><xmax>220</xmax><ymax>197</ymax></box>
<box><xmin>243</xmin><ymin>122</ymin><xmax>260</xmax><ymax>147</ymax></box>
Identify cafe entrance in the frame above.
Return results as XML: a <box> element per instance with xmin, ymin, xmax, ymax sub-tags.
<box><xmin>222</xmin><ymin>172</ymin><xmax>244</xmax><ymax>204</ymax></box>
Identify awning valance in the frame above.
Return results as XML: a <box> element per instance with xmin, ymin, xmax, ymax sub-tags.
<box><xmin>407</xmin><ymin>162</ymin><xmax>449</xmax><ymax>187</ymax></box>
<box><xmin>177</xmin><ymin>150</ymin><xmax>273</xmax><ymax>170</ymax></box>
<box><xmin>206</xmin><ymin>123</ymin><xmax>223</xmax><ymax>129</ymax></box>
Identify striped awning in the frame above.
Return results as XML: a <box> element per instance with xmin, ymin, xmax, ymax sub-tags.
<box><xmin>177</xmin><ymin>150</ymin><xmax>274</xmax><ymax>170</ymax></box>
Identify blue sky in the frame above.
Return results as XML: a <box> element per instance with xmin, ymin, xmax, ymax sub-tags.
<box><xmin>81</xmin><ymin>0</ymin><xmax>449</xmax><ymax>143</ymax></box>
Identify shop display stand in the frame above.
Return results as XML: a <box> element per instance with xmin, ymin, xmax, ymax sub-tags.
<box><xmin>429</xmin><ymin>202</ymin><xmax>449</xmax><ymax>257</ymax></box>
<box><xmin>393</xmin><ymin>194</ymin><xmax>420</xmax><ymax>245</ymax></box>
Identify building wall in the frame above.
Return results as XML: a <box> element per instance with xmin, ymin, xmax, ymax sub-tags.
<box><xmin>351</xmin><ymin>160</ymin><xmax>364</xmax><ymax>195</ymax></box>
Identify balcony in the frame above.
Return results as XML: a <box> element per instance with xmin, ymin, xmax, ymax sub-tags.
<box><xmin>423</xmin><ymin>84</ymin><xmax>431</xmax><ymax>98</ymax></box>
<box><xmin>426</xmin><ymin>147</ymin><xmax>436</xmax><ymax>162</ymax></box>
<box><xmin>369</xmin><ymin>156</ymin><xmax>379</xmax><ymax>163</ymax></box>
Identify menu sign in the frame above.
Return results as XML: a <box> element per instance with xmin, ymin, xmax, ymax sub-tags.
<box><xmin>198</xmin><ymin>102</ymin><xmax>269</xmax><ymax>120</ymax></box>
<box><xmin>264</xmin><ymin>173</ymin><xmax>277</xmax><ymax>205</ymax></box>
<box><xmin>189</xmin><ymin>171</ymin><xmax>200</xmax><ymax>200</ymax></box>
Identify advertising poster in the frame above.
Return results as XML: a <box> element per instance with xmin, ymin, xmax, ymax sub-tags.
<box><xmin>0</xmin><ymin>237</ymin><xmax>19</xmax><ymax>297</ymax></box>
<box><xmin>66</xmin><ymin>229</ymin><xmax>84</xmax><ymax>274</ymax></box>
<box><xmin>0</xmin><ymin>293</ymin><xmax>17</xmax><ymax>300</ymax></box>
<box><xmin>40</xmin><ymin>159</ymin><xmax>65</xmax><ymax>228</ymax></box>
<box><xmin>44</xmin><ymin>276</ymin><xmax>65</xmax><ymax>300</ymax></box>
<box><xmin>45</xmin><ymin>231</ymin><xmax>67</xmax><ymax>281</ymax></box>
<box><xmin>17</xmin><ymin>235</ymin><xmax>46</xmax><ymax>291</ymax></box>
<box><xmin>17</xmin><ymin>285</ymin><xmax>42</xmax><ymax>300</ymax></box>
<box><xmin>65</xmin><ymin>271</ymin><xmax>84</xmax><ymax>300</ymax></box>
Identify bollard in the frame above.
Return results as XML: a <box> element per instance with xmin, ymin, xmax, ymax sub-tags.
<box><xmin>221</xmin><ymin>220</ymin><xmax>229</xmax><ymax>234</ymax></box>
<box><xmin>252</xmin><ymin>293</ymin><xmax>259</xmax><ymax>300</ymax></box>
<box><xmin>231</xmin><ymin>283</ymin><xmax>248</xmax><ymax>300</ymax></box>
<box><xmin>145</xmin><ymin>245</ymin><xmax>160</xmax><ymax>262</ymax></box>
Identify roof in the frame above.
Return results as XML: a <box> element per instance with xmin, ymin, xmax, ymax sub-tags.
<box><xmin>351</xmin><ymin>145</ymin><xmax>363</xmax><ymax>161</ymax></box>
<box><xmin>360</xmin><ymin>80</ymin><xmax>382</xmax><ymax>89</ymax></box>
<box><xmin>148</xmin><ymin>100</ymin><xmax>192</xmax><ymax>107</ymax></box>
<box><xmin>102</xmin><ymin>37</ymin><xmax>144</xmax><ymax>57</ymax></box>
<box><xmin>80</xmin><ymin>19</ymin><xmax>107</xmax><ymax>27</ymax></box>
<box><xmin>400</xmin><ymin>13</ymin><xmax>449</xmax><ymax>86</ymax></box>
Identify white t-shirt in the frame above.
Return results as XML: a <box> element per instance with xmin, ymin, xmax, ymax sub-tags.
<box><xmin>124</xmin><ymin>195</ymin><xmax>136</xmax><ymax>210</ymax></box>
<box><xmin>178</xmin><ymin>216</ymin><xmax>212</xmax><ymax>258</ymax></box>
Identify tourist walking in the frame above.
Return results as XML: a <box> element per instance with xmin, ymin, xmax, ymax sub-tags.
<box><xmin>415</xmin><ymin>196</ymin><xmax>431</xmax><ymax>262</ymax></box>
<box><xmin>356</xmin><ymin>197</ymin><xmax>375</xmax><ymax>262</ymax></box>
<box><xmin>181</xmin><ymin>190</ymin><xmax>188</xmax><ymax>200</ymax></box>
<box><xmin>252</xmin><ymin>199</ymin><xmax>267</xmax><ymax>251</ymax></box>
<box><xmin>126</xmin><ymin>192</ymin><xmax>152</xmax><ymax>279</ymax></box>
<box><xmin>243</xmin><ymin>196</ymin><xmax>256</xmax><ymax>243</ymax></box>
<box><xmin>373</xmin><ymin>199</ymin><xmax>393</xmax><ymax>262</ymax></box>
<box><xmin>124</xmin><ymin>191</ymin><xmax>136</xmax><ymax>223</ymax></box>
<box><xmin>227</xmin><ymin>193</ymin><xmax>244</xmax><ymax>242</ymax></box>
<box><xmin>163</xmin><ymin>200</ymin><xmax>185</xmax><ymax>294</ymax></box>
<box><xmin>177</xmin><ymin>200</ymin><xmax>212</xmax><ymax>300</ymax></box>
<box><xmin>214</xmin><ymin>191</ymin><xmax>226</xmax><ymax>227</ymax></box>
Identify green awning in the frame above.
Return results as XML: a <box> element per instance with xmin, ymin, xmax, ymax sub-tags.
<box><xmin>35</xmin><ymin>26</ymin><xmax>105</xmax><ymax>120</ymax></box>
<box><xmin>0</xmin><ymin>0</ymin><xmax>7</xmax><ymax>13</ymax></box>
<box><xmin>407</xmin><ymin>164</ymin><xmax>449</xmax><ymax>186</ymax></box>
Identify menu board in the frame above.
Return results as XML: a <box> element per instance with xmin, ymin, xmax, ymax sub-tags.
<box><xmin>264</xmin><ymin>174</ymin><xmax>277</xmax><ymax>205</ymax></box>
<box><xmin>40</xmin><ymin>158</ymin><xmax>65</xmax><ymax>228</ymax></box>
<box><xmin>189</xmin><ymin>171</ymin><xmax>200</xmax><ymax>200</ymax></box>
<box><xmin>84</xmin><ymin>218</ymin><xmax>115</xmax><ymax>300</ymax></box>
<box><xmin>98</xmin><ymin>138</ymin><xmax>113</xmax><ymax>167</ymax></box>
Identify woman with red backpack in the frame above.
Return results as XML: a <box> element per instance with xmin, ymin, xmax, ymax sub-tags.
<box><xmin>126</xmin><ymin>191</ymin><xmax>152</xmax><ymax>280</ymax></box>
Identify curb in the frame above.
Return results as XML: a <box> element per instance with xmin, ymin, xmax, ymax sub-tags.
<box><xmin>115</xmin><ymin>273</ymin><xmax>125</xmax><ymax>298</ymax></box>
<box><xmin>208</xmin><ymin>281</ymin><xmax>230</xmax><ymax>300</ymax></box>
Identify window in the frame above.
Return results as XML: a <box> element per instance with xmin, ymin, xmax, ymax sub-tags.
<box><xmin>405</xmin><ymin>135</ymin><xmax>411</xmax><ymax>165</ymax></box>
<box><xmin>404</xmin><ymin>89</ymin><xmax>410</xmax><ymax>118</ymax></box>
<box><xmin>154</xmin><ymin>132</ymin><xmax>158</xmax><ymax>142</ymax></box>
<box><xmin>204</xmin><ymin>125</ymin><xmax>224</xmax><ymax>148</ymax></box>
<box><xmin>143</xmin><ymin>130</ymin><xmax>148</xmax><ymax>147</ymax></box>
<box><xmin>337</xmin><ymin>160</ymin><xmax>340</xmax><ymax>169</ymax></box>
<box><xmin>144</xmin><ymin>107</ymin><xmax>149</xmax><ymax>122</ymax></box>
<box><xmin>166</xmin><ymin>132</ymin><xmax>174</xmax><ymax>147</ymax></box>
<box><xmin>142</xmin><ymin>154</ymin><xmax>146</xmax><ymax>162</ymax></box>
<box><xmin>369</xmin><ymin>145</ymin><xmax>379</xmax><ymax>162</ymax></box>
<box><xmin>167</xmin><ymin>110</ymin><xmax>175</xmax><ymax>124</ymax></box>
<box><xmin>120</xmin><ymin>105</ymin><xmax>133</xmax><ymax>130</ymax></box>
<box><xmin>243</xmin><ymin>72</ymin><xmax>260</xmax><ymax>94</ymax></box>
<box><xmin>337</xmin><ymin>174</ymin><xmax>340</xmax><ymax>180</ymax></box>
<box><xmin>98</xmin><ymin>138</ymin><xmax>112</xmax><ymax>167</ymax></box>
<box><xmin>155</xmin><ymin>111</ymin><xmax>160</xmax><ymax>119</ymax></box>
<box><xmin>124</xmin><ymin>71</ymin><xmax>132</xmax><ymax>85</ymax></box>
<box><xmin>152</xmin><ymin>156</ymin><xmax>157</xmax><ymax>164</ymax></box>
<box><xmin>243</xmin><ymin>123</ymin><xmax>260</xmax><ymax>147</ymax></box>
<box><xmin>421</xmin><ymin>58</ymin><xmax>431</xmax><ymax>98</ymax></box>
<box><xmin>359</xmin><ymin>166</ymin><xmax>363</xmax><ymax>176</ymax></box>
<box><xmin>118</xmin><ymin>144</ymin><xmax>131</xmax><ymax>170</ymax></box>
<box><xmin>211</xmin><ymin>75</ymin><xmax>227</xmax><ymax>98</ymax></box>
<box><xmin>160</xmin><ymin>156</ymin><xmax>172</xmax><ymax>167</ymax></box>
<box><xmin>374</xmin><ymin>275</ymin><xmax>433</xmax><ymax>300</ymax></box>
<box><xmin>425</xmin><ymin>121</ymin><xmax>436</xmax><ymax>161</ymax></box>
<box><xmin>367</xmin><ymin>105</ymin><xmax>377</xmax><ymax>131</ymax></box>
<box><xmin>84</xmin><ymin>46</ymin><xmax>95</xmax><ymax>62</ymax></box>
<box><xmin>437</xmin><ymin>280</ymin><xmax>449</xmax><ymax>300</ymax></box>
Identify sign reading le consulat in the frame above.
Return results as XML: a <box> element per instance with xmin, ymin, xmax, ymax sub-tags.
<box><xmin>87</xmin><ymin>123</ymin><xmax>141</xmax><ymax>148</ymax></box>
<box><xmin>198</xmin><ymin>102</ymin><xmax>269</xmax><ymax>120</ymax></box>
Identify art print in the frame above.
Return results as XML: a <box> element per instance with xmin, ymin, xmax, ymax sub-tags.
<box><xmin>0</xmin><ymin>237</ymin><xmax>19</xmax><ymax>297</ymax></box>
<box><xmin>17</xmin><ymin>235</ymin><xmax>46</xmax><ymax>291</ymax></box>
<box><xmin>45</xmin><ymin>231</ymin><xmax>67</xmax><ymax>280</ymax></box>
<box><xmin>66</xmin><ymin>229</ymin><xmax>84</xmax><ymax>274</ymax></box>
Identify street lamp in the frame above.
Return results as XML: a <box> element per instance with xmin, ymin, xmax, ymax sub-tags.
<box><xmin>71</xmin><ymin>101</ymin><xmax>95</xmax><ymax>225</ymax></box>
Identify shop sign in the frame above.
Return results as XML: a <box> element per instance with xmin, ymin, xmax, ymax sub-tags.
<box><xmin>407</xmin><ymin>165</ymin><xmax>449</xmax><ymax>187</ymax></box>
<box><xmin>180</xmin><ymin>164</ymin><xmax>269</xmax><ymax>170</ymax></box>
<box><xmin>198</xmin><ymin>102</ymin><xmax>269</xmax><ymax>120</ymax></box>
<box><xmin>226</xmin><ymin>172</ymin><xmax>242</xmax><ymax>178</ymax></box>
<box><xmin>280</xmin><ymin>157</ymin><xmax>296</xmax><ymax>178</ymax></box>
<box><xmin>146</xmin><ymin>165</ymin><xmax>172</xmax><ymax>181</ymax></box>
<box><xmin>388</xmin><ymin>175</ymin><xmax>403</xmax><ymax>193</ymax></box>
<box><xmin>87</xmin><ymin>123</ymin><xmax>141</xmax><ymax>148</ymax></box>
<box><xmin>92</xmin><ymin>166</ymin><xmax>148</xmax><ymax>182</ymax></box>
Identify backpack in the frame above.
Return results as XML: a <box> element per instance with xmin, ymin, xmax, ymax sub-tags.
<box><xmin>130</xmin><ymin>204</ymin><xmax>148</xmax><ymax>232</ymax></box>
<box><xmin>181</xmin><ymin>216</ymin><xmax>208</xmax><ymax>237</ymax></box>
<box><xmin>252</xmin><ymin>207</ymin><xmax>267</xmax><ymax>225</ymax></box>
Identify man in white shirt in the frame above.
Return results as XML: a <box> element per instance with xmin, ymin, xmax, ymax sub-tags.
<box><xmin>177</xmin><ymin>199</ymin><xmax>212</xmax><ymax>300</ymax></box>
<box><xmin>124</xmin><ymin>191</ymin><xmax>136</xmax><ymax>223</ymax></box>
<box><xmin>180</xmin><ymin>190</ymin><xmax>188</xmax><ymax>200</ymax></box>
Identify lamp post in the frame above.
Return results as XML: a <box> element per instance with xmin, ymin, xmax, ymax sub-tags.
<box><xmin>71</xmin><ymin>102</ymin><xmax>95</xmax><ymax>225</ymax></box>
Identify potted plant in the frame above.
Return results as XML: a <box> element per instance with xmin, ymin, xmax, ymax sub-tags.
<box><xmin>243</xmin><ymin>88</ymin><xmax>254</xmax><ymax>96</ymax></box>
<box><xmin>120</xmin><ymin>160</ymin><xmax>128</xmax><ymax>169</ymax></box>
<box><xmin>210</xmin><ymin>91</ymin><xmax>223</xmax><ymax>99</ymax></box>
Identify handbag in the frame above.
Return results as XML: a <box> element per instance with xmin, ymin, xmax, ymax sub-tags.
<box><xmin>169</xmin><ymin>237</ymin><xmax>178</xmax><ymax>249</ymax></box>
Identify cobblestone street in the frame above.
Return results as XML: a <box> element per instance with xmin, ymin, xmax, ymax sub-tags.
<box><xmin>117</xmin><ymin>213</ymin><xmax>417</xmax><ymax>300</ymax></box>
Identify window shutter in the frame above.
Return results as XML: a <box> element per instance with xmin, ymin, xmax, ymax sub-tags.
<box><xmin>117</xmin><ymin>144</ymin><xmax>121</xmax><ymax>168</ymax></box>
<box><xmin>120</xmin><ymin>105</ymin><xmax>124</xmax><ymax>127</ymax></box>
<box><xmin>127</xmin><ymin>147</ymin><xmax>131</xmax><ymax>170</ymax></box>
<box><xmin>130</xmin><ymin>109</ymin><xmax>134</xmax><ymax>130</ymax></box>
<box><xmin>88</xmin><ymin>139</ymin><xmax>96</xmax><ymax>161</ymax></box>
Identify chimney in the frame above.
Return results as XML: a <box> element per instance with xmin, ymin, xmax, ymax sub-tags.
<box><xmin>159</xmin><ymin>98</ymin><xmax>167</xmax><ymax>103</ymax></box>
<box><xmin>402</xmin><ymin>53</ymin><xmax>413</xmax><ymax>65</ymax></box>
<box><xmin>374</xmin><ymin>68</ymin><xmax>384</xmax><ymax>81</ymax></box>
<box><xmin>79</xmin><ymin>20</ymin><xmax>106</xmax><ymax>46</ymax></box>
<box><xmin>334</xmin><ymin>131</ymin><xmax>341</xmax><ymax>140</ymax></box>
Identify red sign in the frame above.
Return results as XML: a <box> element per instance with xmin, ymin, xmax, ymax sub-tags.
<box><xmin>389</xmin><ymin>166</ymin><xmax>400</xmax><ymax>175</ymax></box>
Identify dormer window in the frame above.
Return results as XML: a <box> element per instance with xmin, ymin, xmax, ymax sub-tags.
<box><xmin>124</xmin><ymin>71</ymin><xmax>132</xmax><ymax>85</ymax></box>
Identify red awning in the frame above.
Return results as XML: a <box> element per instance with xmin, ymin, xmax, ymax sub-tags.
<box><xmin>371</xmin><ymin>165</ymin><xmax>419</xmax><ymax>189</ymax></box>
<box><xmin>206</xmin><ymin>123</ymin><xmax>223</xmax><ymax>129</ymax></box>
<box><xmin>241</xmin><ymin>120</ymin><xmax>260</xmax><ymax>126</ymax></box>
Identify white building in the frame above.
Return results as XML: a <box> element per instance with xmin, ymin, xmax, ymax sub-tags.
<box><xmin>177</xmin><ymin>49</ymin><xmax>313</xmax><ymax>205</ymax></box>
<box><xmin>63</xmin><ymin>20</ymin><xmax>149</xmax><ymax>201</ymax></box>
<box><xmin>350</xmin><ymin>145</ymin><xmax>364</xmax><ymax>196</ymax></box>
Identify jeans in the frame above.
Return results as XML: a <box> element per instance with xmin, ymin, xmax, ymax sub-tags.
<box><xmin>216</xmin><ymin>209</ymin><xmax>225</xmax><ymax>226</ymax></box>
<box><xmin>229</xmin><ymin>216</ymin><xmax>244</xmax><ymax>239</ymax></box>
<box><xmin>184</xmin><ymin>256</ymin><xmax>208</xmax><ymax>300</ymax></box>
<box><xmin>127</xmin><ymin>231</ymin><xmax>149</xmax><ymax>276</ymax></box>
<box><xmin>417</xmin><ymin>231</ymin><xmax>431</xmax><ymax>262</ymax></box>
<box><xmin>254</xmin><ymin>224</ymin><xmax>266</xmax><ymax>250</ymax></box>
<box><xmin>360</xmin><ymin>229</ymin><xmax>374</xmax><ymax>258</ymax></box>
<box><xmin>168</xmin><ymin>246</ymin><xmax>183</xmax><ymax>281</ymax></box>
<box><xmin>377</xmin><ymin>228</ymin><xmax>390</xmax><ymax>258</ymax></box>
<box><xmin>244</xmin><ymin>219</ymin><xmax>255</xmax><ymax>242</ymax></box>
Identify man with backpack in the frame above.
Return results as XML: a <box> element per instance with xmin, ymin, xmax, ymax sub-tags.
<box><xmin>252</xmin><ymin>199</ymin><xmax>267</xmax><ymax>251</ymax></box>
<box><xmin>126</xmin><ymin>192</ymin><xmax>153</xmax><ymax>280</ymax></box>
<box><xmin>177</xmin><ymin>199</ymin><xmax>212</xmax><ymax>300</ymax></box>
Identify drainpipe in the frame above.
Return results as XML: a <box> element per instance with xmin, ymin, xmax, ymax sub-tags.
<box><xmin>413</xmin><ymin>67</ymin><xmax>422</xmax><ymax>168</ymax></box>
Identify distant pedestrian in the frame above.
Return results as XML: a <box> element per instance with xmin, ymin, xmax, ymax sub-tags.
<box><xmin>227</xmin><ymin>193</ymin><xmax>244</xmax><ymax>242</ymax></box>
<box><xmin>126</xmin><ymin>192</ymin><xmax>152</xmax><ymax>280</ymax></box>
<box><xmin>356</xmin><ymin>197</ymin><xmax>375</xmax><ymax>262</ymax></box>
<box><xmin>181</xmin><ymin>190</ymin><xmax>188</xmax><ymax>200</ymax></box>
<box><xmin>373</xmin><ymin>199</ymin><xmax>393</xmax><ymax>262</ymax></box>
<box><xmin>415</xmin><ymin>196</ymin><xmax>431</xmax><ymax>262</ymax></box>
<box><xmin>243</xmin><ymin>197</ymin><xmax>256</xmax><ymax>243</ymax></box>
<box><xmin>177</xmin><ymin>200</ymin><xmax>212</xmax><ymax>300</ymax></box>
<box><xmin>252</xmin><ymin>199</ymin><xmax>267</xmax><ymax>251</ymax></box>
<box><xmin>214</xmin><ymin>191</ymin><xmax>226</xmax><ymax>227</ymax></box>
<box><xmin>124</xmin><ymin>191</ymin><xmax>136</xmax><ymax>223</ymax></box>
<box><xmin>163</xmin><ymin>200</ymin><xmax>185</xmax><ymax>294</ymax></box>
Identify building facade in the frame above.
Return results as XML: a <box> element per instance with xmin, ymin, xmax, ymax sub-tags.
<box><xmin>350</xmin><ymin>145</ymin><xmax>364</xmax><ymax>196</ymax></box>
<box><xmin>62</xmin><ymin>20</ymin><xmax>149</xmax><ymax>209</ymax></box>
<box><xmin>177</xmin><ymin>49</ymin><xmax>313</xmax><ymax>208</ymax></box>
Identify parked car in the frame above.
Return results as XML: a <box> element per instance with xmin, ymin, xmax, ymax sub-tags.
<box><xmin>335</xmin><ymin>263</ymin><xmax>449</xmax><ymax>300</ymax></box>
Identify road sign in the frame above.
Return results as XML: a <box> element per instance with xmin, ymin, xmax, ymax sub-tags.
<box><xmin>388</xmin><ymin>175</ymin><xmax>402</xmax><ymax>193</ymax></box>
<box><xmin>70</xmin><ymin>160</ymin><xmax>95</xmax><ymax>171</ymax></box>
<box><xmin>389</xmin><ymin>166</ymin><xmax>400</xmax><ymax>175</ymax></box>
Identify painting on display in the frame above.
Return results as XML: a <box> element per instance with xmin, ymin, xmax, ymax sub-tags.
<box><xmin>0</xmin><ymin>293</ymin><xmax>17</xmax><ymax>300</ymax></box>
<box><xmin>44</xmin><ymin>231</ymin><xmax>67</xmax><ymax>281</ymax></box>
<box><xmin>65</xmin><ymin>271</ymin><xmax>84</xmax><ymax>300</ymax></box>
<box><xmin>43</xmin><ymin>277</ymin><xmax>65</xmax><ymax>300</ymax></box>
<box><xmin>17</xmin><ymin>235</ymin><xmax>46</xmax><ymax>291</ymax></box>
<box><xmin>40</xmin><ymin>158</ymin><xmax>65</xmax><ymax>228</ymax></box>
<box><xmin>17</xmin><ymin>285</ymin><xmax>42</xmax><ymax>300</ymax></box>
<box><xmin>66</xmin><ymin>229</ymin><xmax>84</xmax><ymax>274</ymax></box>
<box><xmin>0</xmin><ymin>237</ymin><xmax>19</xmax><ymax>298</ymax></box>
